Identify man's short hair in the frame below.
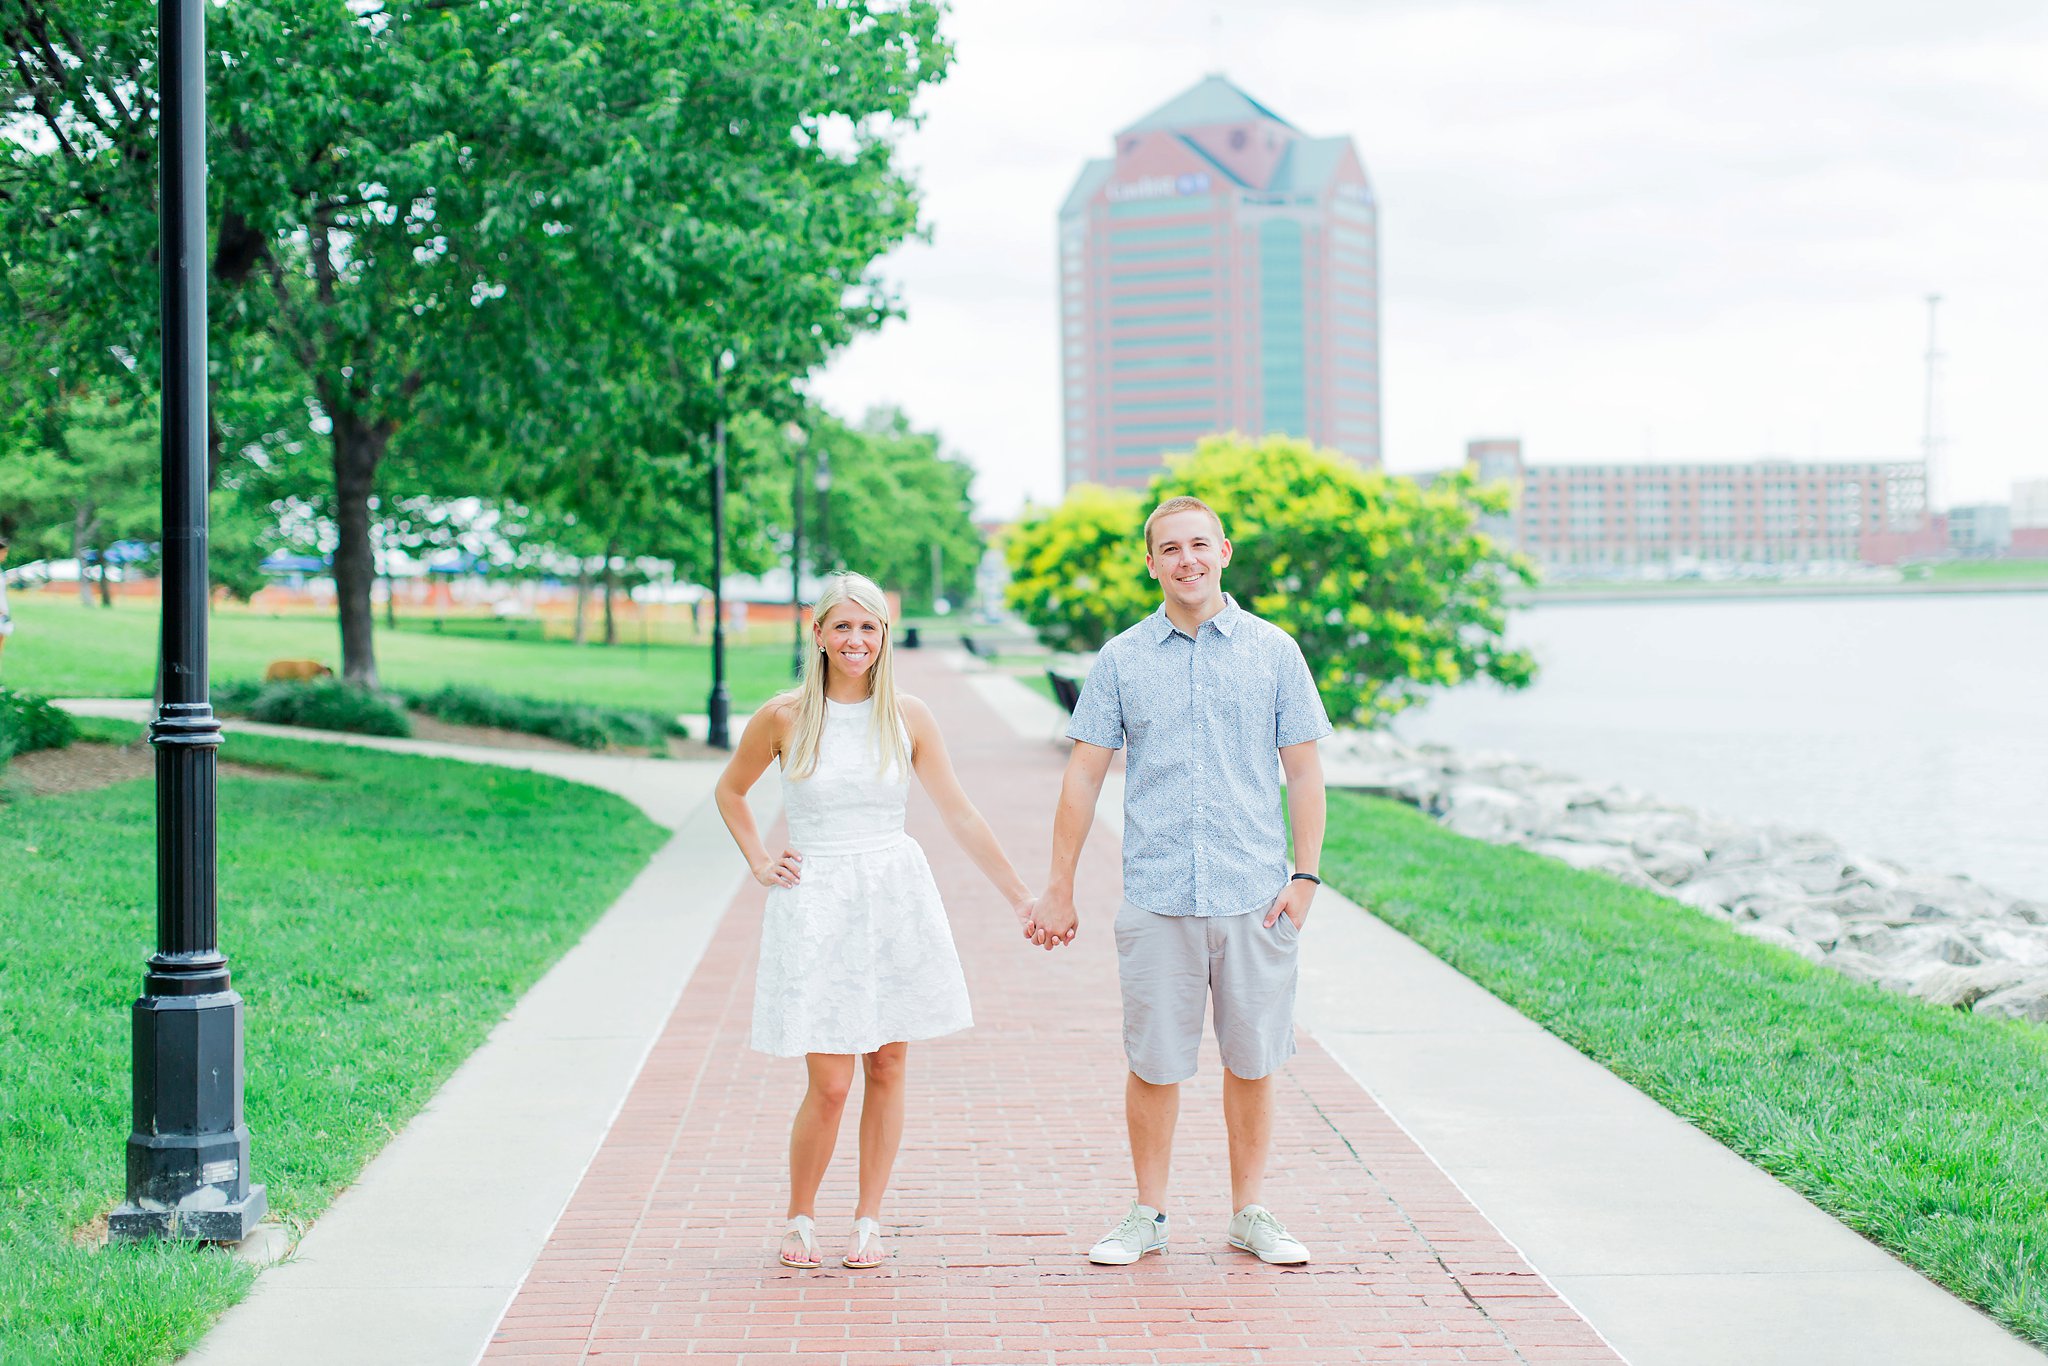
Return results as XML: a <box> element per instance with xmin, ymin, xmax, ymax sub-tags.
<box><xmin>1143</xmin><ymin>495</ymin><xmax>1225</xmax><ymax>551</ymax></box>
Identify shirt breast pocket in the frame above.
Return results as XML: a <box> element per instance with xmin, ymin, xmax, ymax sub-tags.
<box><xmin>1226</xmin><ymin>665</ymin><xmax>1280</xmax><ymax>742</ymax></box>
<box><xmin>1122</xmin><ymin>678</ymin><xmax>1172</xmax><ymax>736</ymax></box>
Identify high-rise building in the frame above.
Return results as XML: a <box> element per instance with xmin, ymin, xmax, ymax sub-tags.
<box><xmin>1058</xmin><ymin>76</ymin><xmax>1380</xmax><ymax>490</ymax></box>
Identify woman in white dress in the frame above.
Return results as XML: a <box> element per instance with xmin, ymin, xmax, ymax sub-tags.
<box><xmin>714</xmin><ymin>572</ymin><xmax>1037</xmax><ymax>1271</ymax></box>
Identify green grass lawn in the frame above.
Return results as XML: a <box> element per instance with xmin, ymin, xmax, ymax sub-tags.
<box><xmin>1923</xmin><ymin>558</ymin><xmax>2048</xmax><ymax>583</ymax></box>
<box><xmin>0</xmin><ymin>595</ymin><xmax>796</xmax><ymax>714</ymax></box>
<box><xmin>0</xmin><ymin>720</ymin><xmax>666</xmax><ymax>1365</ymax></box>
<box><xmin>1322</xmin><ymin>791</ymin><xmax>2048</xmax><ymax>1346</ymax></box>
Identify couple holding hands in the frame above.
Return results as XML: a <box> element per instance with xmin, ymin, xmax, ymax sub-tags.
<box><xmin>715</xmin><ymin>495</ymin><xmax>1332</xmax><ymax>1272</ymax></box>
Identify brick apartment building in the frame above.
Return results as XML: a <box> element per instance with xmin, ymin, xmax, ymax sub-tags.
<box><xmin>1058</xmin><ymin>76</ymin><xmax>1380</xmax><ymax>490</ymax></box>
<box><xmin>1464</xmin><ymin>440</ymin><xmax>1945</xmax><ymax>569</ymax></box>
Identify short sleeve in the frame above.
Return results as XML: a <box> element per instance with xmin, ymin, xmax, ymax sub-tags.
<box><xmin>1065</xmin><ymin>647</ymin><xmax>1126</xmax><ymax>750</ymax></box>
<box><xmin>1274</xmin><ymin>638</ymin><xmax>1333</xmax><ymax>748</ymax></box>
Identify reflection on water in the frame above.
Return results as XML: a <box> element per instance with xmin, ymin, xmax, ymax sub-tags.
<box><xmin>1394</xmin><ymin>592</ymin><xmax>2048</xmax><ymax>901</ymax></box>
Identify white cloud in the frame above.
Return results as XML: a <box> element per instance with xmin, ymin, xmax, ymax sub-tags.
<box><xmin>811</xmin><ymin>0</ymin><xmax>2048</xmax><ymax>514</ymax></box>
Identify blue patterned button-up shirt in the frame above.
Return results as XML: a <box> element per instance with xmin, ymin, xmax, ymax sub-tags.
<box><xmin>1066</xmin><ymin>594</ymin><xmax>1333</xmax><ymax>917</ymax></box>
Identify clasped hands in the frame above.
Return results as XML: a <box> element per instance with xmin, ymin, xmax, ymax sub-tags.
<box><xmin>1016</xmin><ymin>879</ymin><xmax>1313</xmax><ymax>951</ymax></box>
<box><xmin>1017</xmin><ymin>889</ymin><xmax>1078</xmax><ymax>951</ymax></box>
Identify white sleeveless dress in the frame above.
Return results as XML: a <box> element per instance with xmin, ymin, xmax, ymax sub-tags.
<box><xmin>751</xmin><ymin>696</ymin><xmax>974</xmax><ymax>1057</ymax></box>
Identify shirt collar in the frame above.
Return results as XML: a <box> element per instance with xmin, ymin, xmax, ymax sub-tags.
<box><xmin>1149</xmin><ymin>593</ymin><xmax>1242</xmax><ymax>643</ymax></box>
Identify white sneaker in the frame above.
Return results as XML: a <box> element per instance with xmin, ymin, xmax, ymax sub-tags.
<box><xmin>1226</xmin><ymin>1204</ymin><xmax>1310</xmax><ymax>1264</ymax></box>
<box><xmin>1088</xmin><ymin>1202</ymin><xmax>1169</xmax><ymax>1264</ymax></box>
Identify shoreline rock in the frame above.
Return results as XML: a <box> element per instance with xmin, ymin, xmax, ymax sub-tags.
<box><xmin>1323</xmin><ymin>729</ymin><xmax>2048</xmax><ymax>1024</ymax></box>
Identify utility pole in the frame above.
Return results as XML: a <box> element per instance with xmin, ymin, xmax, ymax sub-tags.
<box><xmin>813</xmin><ymin>449</ymin><xmax>833</xmax><ymax>574</ymax></box>
<box><xmin>787</xmin><ymin>422</ymin><xmax>807</xmax><ymax>679</ymax></box>
<box><xmin>1922</xmin><ymin>293</ymin><xmax>1944</xmax><ymax>517</ymax></box>
<box><xmin>110</xmin><ymin>0</ymin><xmax>265</xmax><ymax>1243</ymax></box>
<box><xmin>706</xmin><ymin>349</ymin><xmax>735</xmax><ymax>750</ymax></box>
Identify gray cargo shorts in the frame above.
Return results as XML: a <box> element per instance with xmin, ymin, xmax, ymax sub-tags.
<box><xmin>1114</xmin><ymin>899</ymin><xmax>1301</xmax><ymax>1085</ymax></box>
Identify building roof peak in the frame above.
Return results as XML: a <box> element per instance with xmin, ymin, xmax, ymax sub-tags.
<box><xmin>1118</xmin><ymin>74</ymin><xmax>1296</xmax><ymax>136</ymax></box>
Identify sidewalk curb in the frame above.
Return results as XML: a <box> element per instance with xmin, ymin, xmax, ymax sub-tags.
<box><xmin>178</xmin><ymin>750</ymin><xmax>779</xmax><ymax>1366</ymax></box>
<box><xmin>967</xmin><ymin>667</ymin><xmax>2042</xmax><ymax>1366</ymax></box>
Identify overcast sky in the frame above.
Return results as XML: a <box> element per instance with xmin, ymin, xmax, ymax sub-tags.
<box><xmin>808</xmin><ymin>0</ymin><xmax>2048</xmax><ymax>516</ymax></box>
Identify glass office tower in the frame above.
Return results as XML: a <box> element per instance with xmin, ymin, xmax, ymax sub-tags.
<box><xmin>1059</xmin><ymin>76</ymin><xmax>1381</xmax><ymax>489</ymax></box>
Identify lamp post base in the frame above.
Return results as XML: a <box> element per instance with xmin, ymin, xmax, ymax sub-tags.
<box><xmin>110</xmin><ymin>1183</ymin><xmax>267</xmax><ymax>1243</ymax></box>
<box><xmin>111</xmin><ymin>987</ymin><xmax>264</xmax><ymax>1242</ymax></box>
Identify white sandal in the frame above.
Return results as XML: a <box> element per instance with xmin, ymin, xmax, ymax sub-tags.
<box><xmin>843</xmin><ymin>1216</ymin><xmax>887</xmax><ymax>1269</ymax></box>
<box><xmin>779</xmin><ymin>1214</ymin><xmax>821</xmax><ymax>1268</ymax></box>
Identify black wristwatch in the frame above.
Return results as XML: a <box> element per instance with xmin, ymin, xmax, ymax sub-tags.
<box><xmin>1289</xmin><ymin>872</ymin><xmax>1321</xmax><ymax>886</ymax></box>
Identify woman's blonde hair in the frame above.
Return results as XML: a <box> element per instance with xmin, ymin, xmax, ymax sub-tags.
<box><xmin>783</xmin><ymin>571</ymin><xmax>910</xmax><ymax>780</ymax></box>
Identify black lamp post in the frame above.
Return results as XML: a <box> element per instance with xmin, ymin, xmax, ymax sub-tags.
<box><xmin>813</xmin><ymin>448</ymin><xmax>833</xmax><ymax>575</ymax></box>
<box><xmin>109</xmin><ymin>0</ymin><xmax>265</xmax><ymax>1243</ymax></box>
<box><xmin>705</xmin><ymin>350</ymin><xmax>735</xmax><ymax>750</ymax></box>
<box><xmin>787</xmin><ymin>422</ymin><xmax>807</xmax><ymax>680</ymax></box>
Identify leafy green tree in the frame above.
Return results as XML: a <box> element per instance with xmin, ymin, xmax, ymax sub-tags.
<box><xmin>0</xmin><ymin>365</ymin><xmax>291</xmax><ymax>603</ymax></box>
<box><xmin>48</xmin><ymin>397</ymin><xmax>158</xmax><ymax>604</ymax></box>
<box><xmin>0</xmin><ymin>393</ymin><xmax>159</xmax><ymax>604</ymax></box>
<box><xmin>806</xmin><ymin>407</ymin><xmax>983</xmax><ymax>613</ymax></box>
<box><xmin>5</xmin><ymin>0</ymin><xmax>951</xmax><ymax>686</ymax></box>
<box><xmin>1005</xmin><ymin>436</ymin><xmax>1538</xmax><ymax>723</ymax></box>
<box><xmin>1003</xmin><ymin>483</ymin><xmax>1152</xmax><ymax>652</ymax></box>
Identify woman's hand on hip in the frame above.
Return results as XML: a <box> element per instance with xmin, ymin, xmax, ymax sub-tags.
<box><xmin>753</xmin><ymin>848</ymin><xmax>803</xmax><ymax>888</ymax></box>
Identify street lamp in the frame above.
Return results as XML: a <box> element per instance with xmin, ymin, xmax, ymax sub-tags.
<box><xmin>813</xmin><ymin>448</ymin><xmax>833</xmax><ymax>575</ymax></box>
<box><xmin>786</xmin><ymin>422</ymin><xmax>807</xmax><ymax>680</ymax></box>
<box><xmin>705</xmin><ymin>349</ymin><xmax>736</xmax><ymax>750</ymax></box>
<box><xmin>109</xmin><ymin>0</ymin><xmax>265</xmax><ymax>1243</ymax></box>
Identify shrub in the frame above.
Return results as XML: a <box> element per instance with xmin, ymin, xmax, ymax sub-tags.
<box><xmin>211</xmin><ymin>678</ymin><xmax>265</xmax><ymax>714</ymax></box>
<box><xmin>1003</xmin><ymin>483</ymin><xmax>1156</xmax><ymax>653</ymax></box>
<box><xmin>400</xmin><ymin>684</ymin><xmax>684</xmax><ymax>751</ymax></box>
<box><xmin>1006</xmin><ymin>434</ymin><xmax>1539</xmax><ymax>725</ymax></box>
<box><xmin>246</xmin><ymin>680</ymin><xmax>412</xmax><ymax>738</ymax></box>
<box><xmin>0</xmin><ymin>687</ymin><xmax>80</xmax><ymax>761</ymax></box>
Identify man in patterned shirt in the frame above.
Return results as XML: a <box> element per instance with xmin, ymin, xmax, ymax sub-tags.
<box><xmin>1029</xmin><ymin>495</ymin><xmax>1333</xmax><ymax>1267</ymax></box>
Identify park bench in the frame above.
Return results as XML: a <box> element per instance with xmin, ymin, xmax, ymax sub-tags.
<box><xmin>1046</xmin><ymin>670</ymin><xmax>1081</xmax><ymax>714</ymax></box>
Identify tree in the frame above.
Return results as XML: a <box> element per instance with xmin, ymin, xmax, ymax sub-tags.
<box><xmin>47</xmin><ymin>397</ymin><xmax>157</xmax><ymax>604</ymax></box>
<box><xmin>5</xmin><ymin>0</ymin><xmax>952</xmax><ymax>686</ymax></box>
<box><xmin>1005</xmin><ymin>436</ymin><xmax>1539</xmax><ymax>723</ymax></box>
<box><xmin>806</xmin><ymin>408</ymin><xmax>983</xmax><ymax>613</ymax></box>
<box><xmin>1003</xmin><ymin>483</ymin><xmax>1153</xmax><ymax>652</ymax></box>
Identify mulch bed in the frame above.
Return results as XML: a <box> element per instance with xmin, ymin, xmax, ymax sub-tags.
<box><xmin>6</xmin><ymin>741</ymin><xmax>301</xmax><ymax>796</ymax></box>
<box><xmin>402</xmin><ymin>714</ymin><xmax>722</xmax><ymax>762</ymax></box>
<box><xmin>8</xmin><ymin>715</ymin><xmax>723</xmax><ymax>800</ymax></box>
<box><xmin>402</xmin><ymin>713</ymin><xmax>587</xmax><ymax>753</ymax></box>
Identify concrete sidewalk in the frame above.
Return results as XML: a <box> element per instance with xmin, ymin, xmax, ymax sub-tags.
<box><xmin>166</xmin><ymin>727</ymin><xmax>781</xmax><ymax>1366</ymax></box>
<box><xmin>153</xmin><ymin>661</ymin><xmax>2045</xmax><ymax>1365</ymax></box>
<box><xmin>971</xmin><ymin>667</ymin><xmax>2045</xmax><ymax>1366</ymax></box>
<box><xmin>476</xmin><ymin>654</ymin><xmax>1623</xmax><ymax>1365</ymax></box>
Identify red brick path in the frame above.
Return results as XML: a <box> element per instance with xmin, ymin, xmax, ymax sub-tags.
<box><xmin>483</xmin><ymin>655</ymin><xmax>1622</xmax><ymax>1365</ymax></box>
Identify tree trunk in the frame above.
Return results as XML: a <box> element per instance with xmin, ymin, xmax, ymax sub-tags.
<box><xmin>96</xmin><ymin>553</ymin><xmax>113</xmax><ymax>607</ymax></box>
<box><xmin>572</xmin><ymin>559</ymin><xmax>592</xmax><ymax>646</ymax></box>
<box><xmin>74</xmin><ymin>505</ymin><xmax>93</xmax><ymax>606</ymax></box>
<box><xmin>330</xmin><ymin>411</ymin><xmax>389</xmax><ymax>687</ymax></box>
<box><xmin>602</xmin><ymin>538</ymin><xmax>619</xmax><ymax>646</ymax></box>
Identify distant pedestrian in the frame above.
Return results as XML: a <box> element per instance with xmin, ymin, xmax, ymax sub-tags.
<box><xmin>713</xmin><ymin>571</ymin><xmax>1039</xmax><ymax>1271</ymax></box>
<box><xmin>0</xmin><ymin>536</ymin><xmax>14</xmax><ymax>675</ymax></box>
<box><xmin>1026</xmin><ymin>494</ymin><xmax>1334</xmax><ymax>1267</ymax></box>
